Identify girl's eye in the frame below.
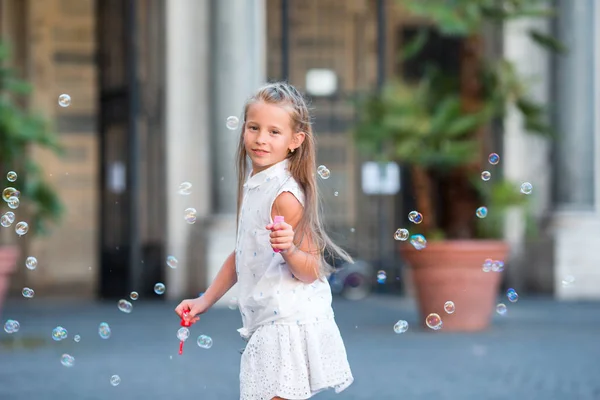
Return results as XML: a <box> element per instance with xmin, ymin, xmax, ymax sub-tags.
<box><xmin>249</xmin><ymin>126</ymin><xmax>258</xmax><ymax>131</ymax></box>
<box><xmin>271</xmin><ymin>131</ymin><xmax>280</xmax><ymax>135</ymax></box>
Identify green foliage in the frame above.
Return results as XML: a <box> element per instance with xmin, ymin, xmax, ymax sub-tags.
<box><xmin>0</xmin><ymin>42</ymin><xmax>64</xmax><ymax>236</ymax></box>
<box><xmin>354</xmin><ymin>0</ymin><xmax>562</xmax><ymax>239</ymax></box>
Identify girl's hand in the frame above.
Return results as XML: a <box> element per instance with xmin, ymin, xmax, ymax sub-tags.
<box><xmin>266</xmin><ymin>220</ymin><xmax>295</xmax><ymax>253</ymax></box>
<box><xmin>174</xmin><ymin>296</ymin><xmax>209</xmax><ymax>324</ymax></box>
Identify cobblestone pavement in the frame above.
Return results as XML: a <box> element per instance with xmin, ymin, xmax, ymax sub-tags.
<box><xmin>1</xmin><ymin>295</ymin><xmax>599</xmax><ymax>400</ymax></box>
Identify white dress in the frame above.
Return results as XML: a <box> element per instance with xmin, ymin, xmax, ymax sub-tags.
<box><xmin>235</xmin><ymin>158</ymin><xmax>354</xmax><ymax>399</ymax></box>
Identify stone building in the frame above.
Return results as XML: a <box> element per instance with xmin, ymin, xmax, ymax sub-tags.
<box><xmin>0</xmin><ymin>0</ymin><xmax>598</xmax><ymax>303</ymax></box>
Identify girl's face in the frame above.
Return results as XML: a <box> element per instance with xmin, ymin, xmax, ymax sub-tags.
<box><xmin>244</xmin><ymin>101</ymin><xmax>304</xmax><ymax>174</ymax></box>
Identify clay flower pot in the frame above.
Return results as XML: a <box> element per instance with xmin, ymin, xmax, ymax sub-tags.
<box><xmin>401</xmin><ymin>240</ymin><xmax>509</xmax><ymax>332</ymax></box>
<box><xmin>0</xmin><ymin>245</ymin><xmax>19</xmax><ymax>312</ymax></box>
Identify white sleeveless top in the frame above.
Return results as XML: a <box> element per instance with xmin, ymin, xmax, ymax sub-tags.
<box><xmin>235</xmin><ymin>158</ymin><xmax>334</xmax><ymax>339</ymax></box>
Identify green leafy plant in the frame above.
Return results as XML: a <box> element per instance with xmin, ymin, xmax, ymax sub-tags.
<box><xmin>0</xmin><ymin>42</ymin><xmax>64</xmax><ymax>237</ymax></box>
<box><xmin>355</xmin><ymin>0</ymin><xmax>561</xmax><ymax>240</ymax></box>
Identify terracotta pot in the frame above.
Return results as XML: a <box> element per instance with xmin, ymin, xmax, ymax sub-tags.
<box><xmin>401</xmin><ymin>240</ymin><xmax>509</xmax><ymax>332</ymax></box>
<box><xmin>0</xmin><ymin>245</ymin><xmax>19</xmax><ymax>312</ymax></box>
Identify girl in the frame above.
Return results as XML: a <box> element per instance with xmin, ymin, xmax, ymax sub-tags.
<box><xmin>175</xmin><ymin>82</ymin><xmax>354</xmax><ymax>399</ymax></box>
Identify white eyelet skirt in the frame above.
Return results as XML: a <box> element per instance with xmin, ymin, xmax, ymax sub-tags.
<box><xmin>239</xmin><ymin>318</ymin><xmax>354</xmax><ymax>399</ymax></box>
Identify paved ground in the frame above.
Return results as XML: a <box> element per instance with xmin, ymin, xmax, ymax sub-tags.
<box><xmin>1</xmin><ymin>294</ymin><xmax>599</xmax><ymax>400</ymax></box>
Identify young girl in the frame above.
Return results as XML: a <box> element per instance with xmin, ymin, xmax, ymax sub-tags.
<box><xmin>175</xmin><ymin>82</ymin><xmax>354</xmax><ymax>399</ymax></box>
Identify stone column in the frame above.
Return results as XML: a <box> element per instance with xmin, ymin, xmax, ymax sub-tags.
<box><xmin>552</xmin><ymin>0</ymin><xmax>600</xmax><ymax>300</ymax></box>
<box><xmin>164</xmin><ymin>0</ymin><xmax>212</xmax><ymax>300</ymax></box>
<box><xmin>206</xmin><ymin>0</ymin><xmax>266</xmax><ymax>307</ymax></box>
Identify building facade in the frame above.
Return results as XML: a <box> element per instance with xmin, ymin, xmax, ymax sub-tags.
<box><xmin>0</xmin><ymin>0</ymin><xmax>598</xmax><ymax>302</ymax></box>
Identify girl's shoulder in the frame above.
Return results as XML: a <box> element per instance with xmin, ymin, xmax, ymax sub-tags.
<box><xmin>275</xmin><ymin>174</ymin><xmax>305</xmax><ymax>206</ymax></box>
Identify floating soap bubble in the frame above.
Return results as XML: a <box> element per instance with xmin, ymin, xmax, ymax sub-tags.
<box><xmin>2</xmin><ymin>187</ymin><xmax>19</xmax><ymax>202</ymax></box>
<box><xmin>394</xmin><ymin>228</ymin><xmax>409</xmax><ymax>241</ymax></box>
<box><xmin>166</xmin><ymin>255</ymin><xmax>178</xmax><ymax>269</ymax></box>
<box><xmin>184</xmin><ymin>208</ymin><xmax>197</xmax><ymax>224</ymax></box>
<box><xmin>409</xmin><ymin>234</ymin><xmax>427</xmax><ymax>250</ymax></box>
<box><xmin>4</xmin><ymin>212</ymin><xmax>14</xmax><ymax>224</ymax></box>
<box><xmin>25</xmin><ymin>256</ymin><xmax>37</xmax><ymax>270</ymax></box>
<box><xmin>444</xmin><ymin>301</ymin><xmax>455</xmax><ymax>314</ymax></box>
<box><xmin>491</xmin><ymin>260</ymin><xmax>503</xmax><ymax>272</ymax></box>
<box><xmin>178</xmin><ymin>182</ymin><xmax>192</xmax><ymax>195</ymax></box>
<box><xmin>130</xmin><ymin>291</ymin><xmax>139</xmax><ymax>301</ymax></box>
<box><xmin>15</xmin><ymin>221</ymin><xmax>29</xmax><ymax>236</ymax></box>
<box><xmin>1</xmin><ymin>214</ymin><xmax>12</xmax><ymax>228</ymax></box>
<box><xmin>6</xmin><ymin>171</ymin><xmax>17</xmax><ymax>182</ymax></box>
<box><xmin>58</xmin><ymin>94</ymin><xmax>71</xmax><ymax>107</ymax></box>
<box><xmin>60</xmin><ymin>354</ymin><xmax>75</xmax><ymax>367</ymax></box>
<box><xmin>476</xmin><ymin>207</ymin><xmax>488</xmax><ymax>219</ymax></box>
<box><xmin>3</xmin><ymin>319</ymin><xmax>20</xmax><ymax>334</ymax></box>
<box><xmin>226</xmin><ymin>116</ymin><xmax>240</xmax><ymax>130</ymax></box>
<box><xmin>110</xmin><ymin>375</ymin><xmax>121</xmax><ymax>386</ymax></box>
<box><xmin>118</xmin><ymin>299</ymin><xmax>133</xmax><ymax>313</ymax></box>
<box><xmin>317</xmin><ymin>165</ymin><xmax>331</xmax><ymax>180</ymax></box>
<box><xmin>520</xmin><ymin>182</ymin><xmax>533</xmax><ymax>195</ymax></box>
<box><xmin>496</xmin><ymin>303</ymin><xmax>507</xmax><ymax>315</ymax></box>
<box><xmin>177</xmin><ymin>327</ymin><xmax>190</xmax><ymax>342</ymax></box>
<box><xmin>154</xmin><ymin>282</ymin><xmax>166</xmax><ymax>295</ymax></box>
<box><xmin>74</xmin><ymin>335</ymin><xmax>81</xmax><ymax>343</ymax></box>
<box><xmin>425</xmin><ymin>313</ymin><xmax>443</xmax><ymax>330</ymax></box>
<box><xmin>408</xmin><ymin>211</ymin><xmax>423</xmax><ymax>224</ymax></box>
<box><xmin>228</xmin><ymin>297</ymin><xmax>238</xmax><ymax>310</ymax></box>
<box><xmin>197</xmin><ymin>334</ymin><xmax>213</xmax><ymax>349</ymax></box>
<box><xmin>482</xmin><ymin>258</ymin><xmax>493</xmax><ymax>272</ymax></box>
<box><xmin>561</xmin><ymin>275</ymin><xmax>575</xmax><ymax>287</ymax></box>
<box><xmin>481</xmin><ymin>171</ymin><xmax>491</xmax><ymax>181</ymax></box>
<box><xmin>488</xmin><ymin>153</ymin><xmax>500</xmax><ymax>165</ymax></box>
<box><xmin>376</xmin><ymin>270</ymin><xmax>387</xmax><ymax>284</ymax></box>
<box><xmin>52</xmin><ymin>326</ymin><xmax>68</xmax><ymax>341</ymax></box>
<box><xmin>98</xmin><ymin>322</ymin><xmax>111</xmax><ymax>339</ymax></box>
<box><xmin>506</xmin><ymin>288</ymin><xmax>519</xmax><ymax>303</ymax></box>
<box><xmin>22</xmin><ymin>287</ymin><xmax>35</xmax><ymax>298</ymax></box>
<box><xmin>393</xmin><ymin>320</ymin><xmax>409</xmax><ymax>334</ymax></box>
<box><xmin>7</xmin><ymin>196</ymin><xmax>19</xmax><ymax>209</ymax></box>
<box><xmin>334</xmin><ymin>191</ymin><xmax>339</xmax><ymax>196</ymax></box>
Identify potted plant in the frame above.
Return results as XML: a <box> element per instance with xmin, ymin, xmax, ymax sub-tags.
<box><xmin>355</xmin><ymin>0</ymin><xmax>562</xmax><ymax>331</ymax></box>
<box><xmin>0</xmin><ymin>42</ymin><xmax>63</xmax><ymax>313</ymax></box>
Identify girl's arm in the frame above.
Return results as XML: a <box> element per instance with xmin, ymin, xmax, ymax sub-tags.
<box><xmin>199</xmin><ymin>250</ymin><xmax>238</xmax><ymax>307</ymax></box>
<box><xmin>270</xmin><ymin>192</ymin><xmax>320</xmax><ymax>283</ymax></box>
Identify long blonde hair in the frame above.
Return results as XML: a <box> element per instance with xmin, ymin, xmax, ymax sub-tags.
<box><xmin>235</xmin><ymin>82</ymin><xmax>353</xmax><ymax>277</ymax></box>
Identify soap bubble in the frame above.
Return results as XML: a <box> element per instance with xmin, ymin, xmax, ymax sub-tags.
<box><xmin>443</xmin><ymin>301</ymin><xmax>455</xmax><ymax>314</ymax></box>
<box><xmin>130</xmin><ymin>291</ymin><xmax>139</xmax><ymax>301</ymax></box>
<box><xmin>317</xmin><ymin>165</ymin><xmax>331</xmax><ymax>180</ymax></box>
<box><xmin>25</xmin><ymin>256</ymin><xmax>37</xmax><ymax>270</ymax></box>
<box><xmin>476</xmin><ymin>207</ymin><xmax>488</xmax><ymax>219</ymax></box>
<box><xmin>197</xmin><ymin>334</ymin><xmax>213</xmax><ymax>349</ymax></box>
<box><xmin>58</xmin><ymin>94</ymin><xmax>72</xmax><ymax>107</ymax></box>
<box><xmin>177</xmin><ymin>327</ymin><xmax>190</xmax><ymax>341</ymax></box>
<box><xmin>22</xmin><ymin>287</ymin><xmax>35</xmax><ymax>298</ymax></box>
<box><xmin>562</xmin><ymin>275</ymin><xmax>575</xmax><ymax>287</ymax></box>
<box><xmin>178</xmin><ymin>182</ymin><xmax>192</xmax><ymax>195</ymax></box>
<box><xmin>488</xmin><ymin>153</ymin><xmax>500</xmax><ymax>165</ymax></box>
<box><xmin>496</xmin><ymin>303</ymin><xmax>507</xmax><ymax>315</ymax></box>
<box><xmin>376</xmin><ymin>270</ymin><xmax>387</xmax><ymax>284</ymax></box>
<box><xmin>117</xmin><ymin>299</ymin><xmax>133</xmax><ymax>313</ymax></box>
<box><xmin>184</xmin><ymin>208</ymin><xmax>197</xmax><ymax>224</ymax></box>
<box><xmin>482</xmin><ymin>258</ymin><xmax>493</xmax><ymax>272</ymax></box>
<box><xmin>425</xmin><ymin>313</ymin><xmax>443</xmax><ymax>330</ymax></box>
<box><xmin>74</xmin><ymin>335</ymin><xmax>81</xmax><ymax>343</ymax></box>
<box><xmin>226</xmin><ymin>116</ymin><xmax>240</xmax><ymax>130</ymax></box>
<box><xmin>481</xmin><ymin>171</ymin><xmax>491</xmax><ymax>181</ymax></box>
<box><xmin>166</xmin><ymin>255</ymin><xmax>178</xmax><ymax>269</ymax></box>
<box><xmin>506</xmin><ymin>288</ymin><xmax>519</xmax><ymax>303</ymax></box>
<box><xmin>1</xmin><ymin>214</ymin><xmax>12</xmax><ymax>228</ymax></box>
<box><xmin>60</xmin><ymin>354</ymin><xmax>75</xmax><ymax>367</ymax></box>
<box><xmin>409</xmin><ymin>234</ymin><xmax>427</xmax><ymax>250</ymax></box>
<box><xmin>98</xmin><ymin>322</ymin><xmax>111</xmax><ymax>339</ymax></box>
<box><xmin>52</xmin><ymin>326</ymin><xmax>68</xmax><ymax>341</ymax></box>
<box><xmin>2</xmin><ymin>187</ymin><xmax>19</xmax><ymax>202</ymax></box>
<box><xmin>393</xmin><ymin>320</ymin><xmax>409</xmax><ymax>334</ymax></box>
<box><xmin>4</xmin><ymin>212</ymin><xmax>14</xmax><ymax>224</ymax></box>
<box><xmin>3</xmin><ymin>319</ymin><xmax>20</xmax><ymax>333</ymax></box>
<box><xmin>520</xmin><ymin>182</ymin><xmax>533</xmax><ymax>195</ymax></box>
<box><xmin>228</xmin><ymin>297</ymin><xmax>238</xmax><ymax>310</ymax></box>
<box><xmin>7</xmin><ymin>196</ymin><xmax>19</xmax><ymax>209</ymax></box>
<box><xmin>154</xmin><ymin>283</ymin><xmax>166</xmax><ymax>295</ymax></box>
<box><xmin>394</xmin><ymin>228</ymin><xmax>409</xmax><ymax>241</ymax></box>
<box><xmin>408</xmin><ymin>211</ymin><xmax>423</xmax><ymax>224</ymax></box>
<box><xmin>110</xmin><ymin>375</ymin><xmax>121</xmax><ymax>386</ymax></box>
<box><xmin>6</xmin><ymin>171</ymin><xmax>17</xmax><ymax>182</ymax></box>
<box><xmin>15</xmin><ymin>221</ymin><xmax>29</xmax><ymax>236</ymax></box>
